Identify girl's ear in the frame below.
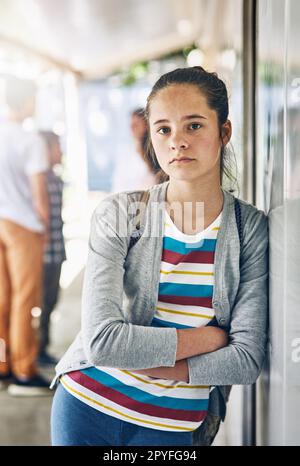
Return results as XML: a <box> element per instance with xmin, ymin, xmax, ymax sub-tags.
<box><xmin>221</xmin><ymin>119</ymin><xmax>232</xmax><ymax>146</ymax></box>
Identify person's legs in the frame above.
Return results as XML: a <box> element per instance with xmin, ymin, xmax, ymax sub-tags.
<box><xmin>40</xmin><ymin>263</ymin><xmax>62</xmax><ymax>355</ymax></box>
<box><xmin>51</xmin><ymin>382</ymin><xmax>122</xmax><ymax>446</ymax></box>
<box><xmin>120</xmin><ymin>420</ymin><xmax>194</xmax><ymax>446</ymax></box>
<box><xmin>0</xmin><ymin>223</ymin><xmax>11</xmax><ymax>376</ymax></box>
<box><xmin>2</xmin><ymin>220</ymin><xmax>44</xmax><ymax>378</ymax></box>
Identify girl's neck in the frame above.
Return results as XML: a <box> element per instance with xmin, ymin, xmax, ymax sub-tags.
<box><xmin>165</xmin><ymin>180</ymin><xmax>224</xmax><ymax>234</ymax></box>
<box><xmin>166</xmin><ymin>179</ymin><xmax>224</xmax><ymax>213</ymax></box>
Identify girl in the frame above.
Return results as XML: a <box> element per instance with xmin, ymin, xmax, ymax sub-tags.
<box><xmin>50</xmin><ymin>66</ymin><xmax>268</xmax><ymax>446</ymax></box>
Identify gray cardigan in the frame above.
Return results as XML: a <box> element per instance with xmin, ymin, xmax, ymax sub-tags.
<box><xmin>51</xmin><ymin>180</ymin><xmax>269</xmax><ymax>430</ymax></box>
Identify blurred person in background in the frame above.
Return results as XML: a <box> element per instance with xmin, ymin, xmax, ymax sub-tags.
<box><xmin>130</xmin><ymin>108</ymin><xmax>160</xmax><ymax>187</ymax></box>
<box><xmin>38</xmin><ymin>131</ymin><xmax>66</xmax><ymax>367</ymax></box>
<box><xmin>0</xmin><ymin>76</ymin><xmax>51</xmax><ymax>395</ymax></box>
<box><xmin>111</xmin><ymin>108</ymin><xmax>159</xmax><ymax>192</ymax></box>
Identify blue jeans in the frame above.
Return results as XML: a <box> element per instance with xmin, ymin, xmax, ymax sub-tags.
<box><xmin>51</xmin><ymin>382</ymin><xmax>194</xmax><ymax>446</ymax></box>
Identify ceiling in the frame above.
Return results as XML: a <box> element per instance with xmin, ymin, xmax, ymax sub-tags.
<box><xmin>0</xmin><ymin>0</ymin><xmax>242</xmax><ymax>80</ymax></box>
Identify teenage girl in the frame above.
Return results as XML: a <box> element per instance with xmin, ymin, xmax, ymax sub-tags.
<box><xmin>50</xmin><ymin>66</ymin><xmax>268</xmax><ymax>446</ymax></box>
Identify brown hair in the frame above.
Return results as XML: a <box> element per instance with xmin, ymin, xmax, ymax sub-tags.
<box><xmin>131</xmin><ymin>108</ymin><xmax>161</xmax><ymax>181</ymax></box>
<box><xmin>39</xmin><ymin>130</ymin><xmax>59</xmax><ymax>149</ymax></box>
<box><xmin>144</xmin><ymin>66</ymin><xmax>238</xmax><ymax>192</ymax></box>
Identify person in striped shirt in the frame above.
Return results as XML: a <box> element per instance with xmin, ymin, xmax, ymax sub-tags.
<box><xmin>38</xmin><ymin>131</ymin><xmax>66</xmax><ymax>366</ymax></box>
<box><xmin>51</xmin><ymin>66</ymin><xmax>242</xmax><ymax>446</ymax></box>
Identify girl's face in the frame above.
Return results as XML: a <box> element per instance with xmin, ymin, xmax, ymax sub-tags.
<box><xmin>49</xmin><ymin>139</ymin><xmax>62</xmax><ymax>166</ymax></box>
<box><xmin>148</xmin><ymin>84</ymin><xmax>231</xmax><ymax>183</ymax></box>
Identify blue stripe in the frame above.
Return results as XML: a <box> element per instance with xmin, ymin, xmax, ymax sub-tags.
<box><xmin>81</xmin><ymin>367</ymin><xmax>209</xmax><ymax>411</ymax></box>
<box><xmin>151</xmin><ymin>316</ymin><xmax>193</xmax><ymax>329</ymax></box>
<box><xmin>159</xmin><ymin>282</ymin><xmax>213</xmax><ymax>297</ymax></box>
<box><xmin>163</xmin><ymin>236</ymin><xmax>216</xmax><ymax>254</ymax></box>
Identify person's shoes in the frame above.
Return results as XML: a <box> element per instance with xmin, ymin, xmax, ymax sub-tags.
<box><xmin>38</xmin><ymin>351</ymin><xmax>58</xmax><ymax>366</ymax></box>
<box><xmin>7</xmin><ymin>374</ymin><xmax>52</xmax><ymax>397</ymax></box>
<box><xmin>0</xmin><ymin>371</ymin><xmax>13</xmax><ymax>390</ymax></box>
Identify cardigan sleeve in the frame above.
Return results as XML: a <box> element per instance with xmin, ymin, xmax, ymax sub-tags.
<box><xmin>187</xmin><ymin>209</ymin><xmax>269</xmax><ymax>385</ymax></box>
<box><xmin>81</xmin><ymin>194</ymin><xmax>178</xmax><ymax>370</ymax></box>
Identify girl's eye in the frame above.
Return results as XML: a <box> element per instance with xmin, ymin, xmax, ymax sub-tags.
<box><xmin>189</xmin><ymin>123</ymin><xmax>202</xmax><ymax>130</ymax></box>
<box><xmin>157</xmin><ymin>127</ymin><xmax>170</xmax><ymax>134</ymax></box>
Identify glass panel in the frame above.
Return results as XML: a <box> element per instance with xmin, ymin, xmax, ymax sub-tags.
<box><xmin>284</xmin><ymin>0</ymin><xmax>300</xmax><ymax>445</ymax></box>
<box><xmin>256</xmin><ymin>0</ymin><xmax>300</xmax><ymax>446</ymax></box>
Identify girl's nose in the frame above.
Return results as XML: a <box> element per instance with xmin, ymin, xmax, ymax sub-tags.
<box><xmin>170</xmin><ymin>135</ymin><xmax>189</xmax><ymax>151</ymax></box>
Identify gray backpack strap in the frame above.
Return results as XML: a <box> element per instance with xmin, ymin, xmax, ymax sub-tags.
<box><xmin>128</xmin><ymin>190</ymin><xmax>150</xmax><ymax>252</ymax></box>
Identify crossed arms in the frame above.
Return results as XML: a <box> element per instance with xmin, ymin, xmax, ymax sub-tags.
<box><xmin>131</xmin><ymin>326</ymin><xmax>228</xmax><ymax>382</ymax></box>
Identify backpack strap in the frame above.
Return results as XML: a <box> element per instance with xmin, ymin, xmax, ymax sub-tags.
<box><xmin>128</xmin><ymin>190</ymin><xmax>150</xmax><ymax>252</ymax></box>
<box><xmin>234</xmin><ymin>197</ymin><xmax>243</xmax><ymax>250</ymax></box>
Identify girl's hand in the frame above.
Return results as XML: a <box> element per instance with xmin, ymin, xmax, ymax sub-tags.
<box><xmin>131</xmin><ymin>360</ymin><xmax>189</xmax><ymax>382</ymax></box>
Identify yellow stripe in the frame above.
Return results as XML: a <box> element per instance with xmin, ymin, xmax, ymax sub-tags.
<box><xmin>120</xmin><ymin>370</ymin><xmax>209</xmax><ymax>390</ymax></box>
<box><xmin>60</xmin><ymin>377</ymin><xmax>195</xmax><ymax>432</ymax></box>
<box><xmin>160</xmin><ymin>269</ymin><xmax>213</xmax><ymax>276</ymax></box>
<box><xmin>156</xmin><ymin>306</ymin><xmax>214</xmax><ymax>320</ymax></box>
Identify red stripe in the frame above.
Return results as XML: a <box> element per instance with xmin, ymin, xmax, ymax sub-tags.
<box><xmin>158</xmin><ymin>295</ymin><xmax>213</xmax><ymax>308</ymax></box>
<box><xmin>162</xmin><ymin>249</ymin><xmax>215</xmax><ymax>264</ymax></box>
<box><xmin>67</xmin><ymin>371</ymin><xmax>207</xmax><ymax>423</ymax></box>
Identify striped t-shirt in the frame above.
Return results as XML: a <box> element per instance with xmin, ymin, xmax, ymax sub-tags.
<box><xmin>61</xmin><ymin>207</ymin><xmax>222</xmax><ymax>432</ymax></box>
